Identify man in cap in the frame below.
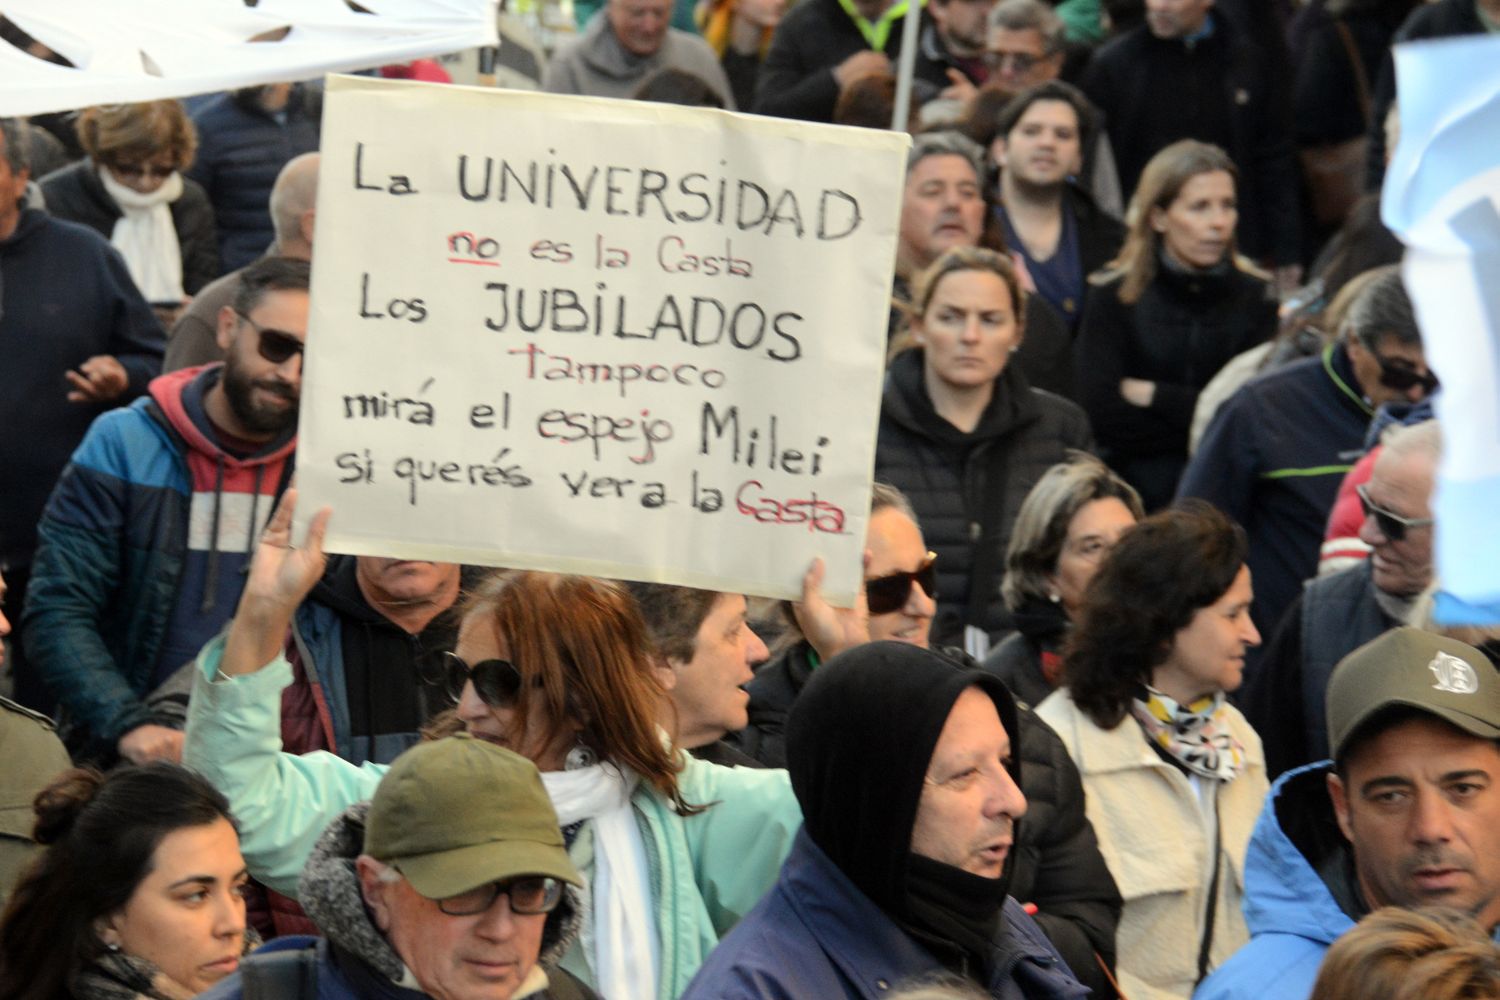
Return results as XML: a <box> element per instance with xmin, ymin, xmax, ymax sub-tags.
<box><xmin>1196</xmin><ymin>628</ymin><xmax>1500</xmax><ymax>1000</ymax></box>
<box><xmin>682</xmin><ymin>641</ymin><xmax>1089</xmax><ymax>999</ymax></box>
<box><xmin>201</xmin><ymin>734</ymin><xmax>598</xmax><ymax>1000</ymax></box>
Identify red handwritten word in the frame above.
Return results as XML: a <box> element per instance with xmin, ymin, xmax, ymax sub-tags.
<box><xmin>734</xmin><ymin>480</ymin><xmax>846</xmax><ymax>534</ymax></box>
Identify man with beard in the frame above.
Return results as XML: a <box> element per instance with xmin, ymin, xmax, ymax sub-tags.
<box><xmin>682</xmin><ymin>641</ymin><xmax>1090</xmax><ymax>999</ymax></box>
<box><xmin>23</xmin><ymin>257</ymin><xmax>307</xmax><ymax>765</ymax></box>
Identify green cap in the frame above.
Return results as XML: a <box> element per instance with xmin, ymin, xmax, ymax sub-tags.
<box><xmin>1327</xmin><ymin>627</ymin><xmax>1500</xmax><ymax>761</ymax></box>
<box><xmin>364</xmin><ymin>734</ymin><xmax>581</xmax><ymax>899</ymax></box>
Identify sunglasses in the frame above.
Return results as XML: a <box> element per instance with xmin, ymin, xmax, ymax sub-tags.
<box><xmin>1375</xmin><ymin>355</ymin><xmax>1439</xmax><ymax>395</ymax></box>
<box><xmin>442</xmin><ymin>652</ymin><xmax>536</xmax><ymax>707</ymax></box>
<box><xmin>1356</xmin><ymin>483</ymin><xmax>1432</xmax><ymax>542</ymax></box>
<box><xmin>236</xmin><ymin>311</ymin><xmax>305</xmax><ymax>365</ymax></box>
<box><xmin>865</xmin><ymin>552</ymin><xmax>938</xmax><ymax>616</ymax></box>
<box><xmin>984</xmin><ymin>50</ymin><xmax>1040</xmax><ymax>73</ymax></box>
<box><xmin>112</xmin><ymin>162</ymin><xmax>175</xmax><ymax>181</ymax></box>
<box><xmin>436</xmin><ymin>875</ymin><xmax>562</xmax><ymax>917</ymax></box>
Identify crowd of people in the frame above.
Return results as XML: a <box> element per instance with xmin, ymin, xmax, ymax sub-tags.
<box><xmin>3</xmin><ymin>0</ymin><xmax>1500</xmax><ymax>997</ymax></box>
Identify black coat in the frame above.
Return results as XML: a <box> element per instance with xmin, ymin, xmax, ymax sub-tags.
<box><xmin>876</xmin><ymin>351</ymin><xmax>1094</xmax><ymax>646</ymax></box>
<box><xmin>753</xmin><ymin>0</ymin><xmax>948</xmax><ymax>121</ymax></box>
<box><xmin>1364</xmin><ymin>0</ymin><xmax>1484</xmax><ymax>190</ymax></box>
<box><xmin>38</xmin><ymin>159</ymin><xmax>220</xmax><ymax>295</ymax></box>
<box><xmin>1074</xmin><ymin>262</ymin><xmax>1276</xmax><ymax>509</ymax></box>
<box><xmin>1080</xmin><ymin>15</ymin><xmax>1300</xmax><ymax>264</ymax></box>
<box><xmin>733</xmin><ymin>640</ymin><xmax>1123</xmax><ymax>996</ymax></box>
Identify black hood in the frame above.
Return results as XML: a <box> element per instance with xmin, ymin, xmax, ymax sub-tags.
<box><xmin>785</xmin><ymin>641</ymin><xmax>1020</xmax><ymax>918</ymax></box>
<box><xmin>882</xmin><ymin>348</ymin><xmax>1041</xmax><ymax>448</ymax></box>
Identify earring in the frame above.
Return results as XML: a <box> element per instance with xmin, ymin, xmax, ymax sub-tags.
<box><xmin>1048</xmin><ymin>592</ymin><xmax>1061</xmax><ymax>603</ymax></box>
<box><xmin>565</xmin><ymin>742</ymin><xmax>597</xmax><ymax>771</ymax></box>
<box><xmin>105</xmin><ymin>941</ymin><xmax>121</xmax><ymax>953</ymax></box>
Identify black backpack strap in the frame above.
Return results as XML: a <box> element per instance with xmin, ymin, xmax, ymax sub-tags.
<box><xmin>242</xmin><ymin>944</ymin><xmax>319</xmax><ymax>1000</ymax></box>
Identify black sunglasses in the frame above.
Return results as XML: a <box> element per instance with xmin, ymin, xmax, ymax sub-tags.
<box><xmin>1356</xmin><ymin>483</ymin><xmax>1433</xmax><ymax>542</ymax></box>
<box><xmin>442</xmin><ymin>652</ymin><xmax>536</xmax><ymax>707</ymax></box>
<box><xmin>436</xmin><ymin>875</ymin><xmax>562</xmax><ymax>917</ymax></box>
<box><xmin>1375</xmin><ymin>355</ymin><xmax>1439</xmax><ymax>395</ymax></box>
<box><xmin>236</xmin><ymin>311</ymin><xmax>305</xmax><ymax>365</ymax></box>
<box><xmin>865</xmin><ymin>552</ymin><xmax>938</xmax><ymax>616</ymax></box>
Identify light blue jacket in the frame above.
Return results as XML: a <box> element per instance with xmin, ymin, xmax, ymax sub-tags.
<box><xmin>1193</xmin><ymin>763</ymin><xmax>1356</xmax><ymax>1000</ymax></box>
<box><xmin>183</xmin><ymin>637</ymin><xmax>802</xmax><ymax>1000</ymax></box>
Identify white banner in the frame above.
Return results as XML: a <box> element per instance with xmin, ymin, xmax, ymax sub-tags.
<box><xmin>0</xmin><ymin>0</ymin><xmax>496</xmax><ymax>116</ymax></box>
<box><xmin>296</xmin><ymin>75</ymin><xmax>907</xmax><ymax>605</ymax></box>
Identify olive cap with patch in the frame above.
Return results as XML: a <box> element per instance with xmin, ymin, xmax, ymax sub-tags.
<box><xmin>364</xmin><ymin>734</ymin><xmax>581</xmax><ymax>899</ymax></box>
<box><xmin>1327</xmin><ymin>627</ymin><xmax>1500</xmax><ymax>761</ymax></box>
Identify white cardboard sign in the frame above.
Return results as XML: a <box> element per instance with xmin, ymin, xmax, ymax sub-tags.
<box><xmin>297</xmin><ymin>75</ymin><xmax>908</xmax><ymax>605</ymax></box>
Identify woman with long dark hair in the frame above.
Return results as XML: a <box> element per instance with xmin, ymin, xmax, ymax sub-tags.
<box><xmin>0</xmin><ymin>764</ymin><xmax>252</xmax><ymax>1000</ymax></box>
<box><xmin>1037</xmin><ymin>501</ymin><xmax>1268</xmax><ymax>999</ymax></box>
<box><xmin>182</xmin><ymin>492</ymin><xmax>799</xmax><ymax>1000</ymax></box>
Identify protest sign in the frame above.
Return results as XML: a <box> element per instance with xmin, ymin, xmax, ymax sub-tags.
<box><xmin>1382</xmin><ymin>35</ymin><xmax>1500</xmax><ymax>622</ymax></box>
<box><xmin>296</xmin><ymin>75</ymin><xmax>908</xmax><ymax>606</ymax></box>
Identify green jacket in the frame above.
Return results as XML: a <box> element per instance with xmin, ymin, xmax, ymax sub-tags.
<box><xmin>183</xmin><ymin>638</ymin><xmax>802</xmax><ymax>1000</ymax></box>
<box><xmin>0</xmin><ymin>698</ymin><xmax>71</xmax><ymax>905</ymax></box>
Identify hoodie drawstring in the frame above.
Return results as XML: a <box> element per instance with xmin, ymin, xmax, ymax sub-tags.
<box><xmin>200</xmin><ymin>455</ymin><xmax>226</xmax><ymax>613</ymax></box>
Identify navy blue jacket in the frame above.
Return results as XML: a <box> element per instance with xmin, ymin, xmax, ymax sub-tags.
<box><xmin>1177</xmin><ymin>342</ymin><xmax>1374</xmax><ymax>674</ymax></box>
<box><xmin>680</xmin><ymin>830</ymin><xmax>1090</xmax><ymax>1000</ymax></box>
<box><xmin>0</xmin><ymin>207</ymin><xmax>163</xmax><ymax>568</ymax></box>
<box><xmin>188</xmin><ymin>87</ymin><xmax>321</xmax><ymax>271</ymax></box>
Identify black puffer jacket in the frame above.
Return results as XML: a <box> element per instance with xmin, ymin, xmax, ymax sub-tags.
<box><xmin>1075</xmin><ymin>261</ymin><xmax>1276</xmax><ymax>509</ymax></box>
<box><xmin>38</xmin><ymin>159</ymin><xmax>220</xmax><ymax>295</ymax></box>
<box><xmin>876</xmin><ymin>350</ymin><xmax>1094</xmax><ymax>647</ymax></box>
<box><xmin>731</xmin><ymin>640</ymin><xmax>1122</xmax><ymax>996</ymax></box>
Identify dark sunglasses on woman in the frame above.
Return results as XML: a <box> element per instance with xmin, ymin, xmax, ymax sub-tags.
<box><xmin>442</xmin><ymin>652</ymin><xmax>534</xmax><ymax>707</ymax></box>
<box><xmin>865</xmin><ymin>552</ymin><xmax>938</xmax><ymax>616</ymax></box>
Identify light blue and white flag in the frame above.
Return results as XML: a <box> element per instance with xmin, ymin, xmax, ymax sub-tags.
<box><xmin>1382</xmin><ymin>34</ymin><xmax>1500</xmax><ymax>624</ymax></box>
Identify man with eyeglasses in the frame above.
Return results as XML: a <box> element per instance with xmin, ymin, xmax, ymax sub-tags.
<box><xmin>201</xmin><ymin>734</ymin><xmax>600</xmax><ymax>1000</ymax></box>
<box><xmin>1239</xmin><ymin>419</ymin><xmax>1441</xmax><ymax>780</ymax></box>
<box><xmin>23</xmin><ymin>256</ymin><xmax>308</xmax><ymax>767</ymax></box>
<box><xmin>731</xmin><ymin>482</ymin><xmax>1123</xmax><ymax>997</ymax></box>
<box><xmin>1178</xmin><ymin>266</ymin><xmax>1433</xmax><ymax>704</ymax></box>
<box><xmin>0</xmin><ymin>116</ymin><xmax>164</xmax><ymax>717</ymax></box>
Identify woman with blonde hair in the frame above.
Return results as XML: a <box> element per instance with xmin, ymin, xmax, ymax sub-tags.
<box><xmin>181</xmin><ymin>492</ymin><xmax>800</xmax><ymax>1000</ymax></box>
<box><xmin>878</xmin><ymin>245</ymin><xmax>1093</xmax><ymax>655</ymax></box>
<box><xmin>1309</xmin><ymin>907</ymin><xmax>1500</xmax><ymax>1000</ymax></box>
<box><xmin>1074</xmin><ymin>140</ymin><xmax>1277</xmax><ymax>509</ymax></box>
<box><xmin>40</xmin><ymin>101</ymin><xmax>218</xmax><ymax>321</ymax></box>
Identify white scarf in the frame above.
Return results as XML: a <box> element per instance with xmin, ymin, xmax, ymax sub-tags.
<box><xmin>98</xmin><ymin>164</ymin><xmax>184</xmax><ymax>303</ymax></box>
<box><xmin>543</xmin><ymin>763</ymin><xmax>659</xmax><ymax>1000</ymax></box>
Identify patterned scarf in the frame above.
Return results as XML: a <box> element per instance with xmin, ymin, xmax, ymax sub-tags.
<box><xmin>1130</xmin><ymin>687</ymin><xmax>1245</xmax><ymax>782</ymax></box>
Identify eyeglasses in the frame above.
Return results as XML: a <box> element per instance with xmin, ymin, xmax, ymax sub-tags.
<box><xmin>865</xmin><ymin>552</ymin><xmax>938</xmax><ymax>615</ymax></box>
<box><xmin>236</xmin><ymin>311</ymin><xmax>305</xmax><ymax>365</ymax></box>
<box><xmin>111</xmin><ymin>162</ymin><xmax>175</xmax><ymax>181</ymax></box>
<box><xmin>1375</xmin><ymin>355</ymin><xmax>1439</xmax><ymax>395</ymax></box>
<box><xmin>436</xmin><ymin>876</ymin><xmax>562</xmax><ymax>917</ymax></box>
<box><xmin>1356</xmin><ymin>483</ymin><xmax>1432</xmax><ymax>541</ymax></box>
<box><xmin>984</xmin><ymin>50</ymin><xmax>1039</xmax><ymax>73</ymax></box>
<box><xmin>442</xmin><ymin>652</ymin><xmax>536</xmax><ymax>707</ymax></box>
